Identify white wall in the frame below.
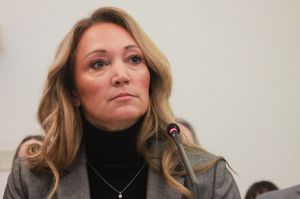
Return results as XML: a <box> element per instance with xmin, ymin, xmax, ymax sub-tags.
<box><xmin>1</xmin><ymin>0</ymin><xmax>299</xmax><ymax>197</ymax></box>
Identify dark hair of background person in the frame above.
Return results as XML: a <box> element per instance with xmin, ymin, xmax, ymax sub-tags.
<box><xmin>245</xmin><ymin>180</ymin><xmax>278</xmax><ymax>199</ymax></box>
<box><xmin>175</xmin><ymin>118</ymin><xmax>199</xmax><ymax>144</ymax></box>
<box><xmin>13</xmin><ymin>135</ymin><xmax>44</xmax><ymax>159</ymax></box>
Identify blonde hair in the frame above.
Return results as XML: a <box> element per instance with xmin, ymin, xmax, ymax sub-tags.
<box><xmin>27</xmin><ymin>7</ymin><xmax>220</xmax><ymax>199</ymax></box>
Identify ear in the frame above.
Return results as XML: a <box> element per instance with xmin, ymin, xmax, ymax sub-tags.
<box><xmin>71</xmin><ymin>91</ymin><xmax>81</xmax><ymax>107</ymax></box>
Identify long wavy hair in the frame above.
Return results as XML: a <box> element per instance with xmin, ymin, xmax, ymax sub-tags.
<box><xmin>27</xmin><ymin>7</ymin><xmax>220</xmax><ymax>199</ymax></box>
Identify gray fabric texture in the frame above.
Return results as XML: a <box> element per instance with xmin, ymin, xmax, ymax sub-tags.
<box><xmin>4</xmin><ymin>145</ymin><xmax>241</xmax><ymax>199</ymax></box>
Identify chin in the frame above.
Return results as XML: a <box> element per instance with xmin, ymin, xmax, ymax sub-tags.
<box><xmin>118</xmin><ymin>112</ymin><xmax>143</xmax><ymax>121</ymax></box>
<box><xmin>115</xmin><ymin>109</ymin><xmax>145</xmax><ymax>121</ymax></box>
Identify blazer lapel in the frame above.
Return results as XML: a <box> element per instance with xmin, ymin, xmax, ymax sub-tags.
<box><xmin>55</xmin><ymin>145</ymin><xmax>187</xmax><ymax>199</ymax></box>
<box><xmin>56</xmin><ymin>148</ymin><xmax>91</xmax><ymax>199</ymax></box>
<box><xmin>146</xmin><ymin>167</ymin><xmax>184</xmax><ymax>199</ymax></box>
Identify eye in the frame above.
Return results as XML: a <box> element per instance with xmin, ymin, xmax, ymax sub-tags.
<box><xmin>128</xmin><ymin>55</ymin><xmax>142</xmax><ymax>65</ymax></box>
<box><xmin>90</xmin><ymin>59</ymin><xmax>109</xmax><ymax>69</ymax></box>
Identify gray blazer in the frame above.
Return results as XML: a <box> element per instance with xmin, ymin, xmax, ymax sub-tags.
<box><xmin>4</xmin><ymin>147</ymin><xmax>240</xmax><ymax>199</ymax></box>
<box><xmin>257</xmin><ymin>184</ymin><xmax>300</xmax><ymax>199</ymax></box>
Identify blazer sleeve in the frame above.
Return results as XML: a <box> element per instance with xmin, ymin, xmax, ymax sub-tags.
<box><xmin>211</xmin><ymin>160</ymin><xmax>241</xmax><ymax>199</ymax></box>
<box><xmin>3</xmin><ymin>158</ymin><xmax>27</xmax><ymax>199</ymax></box>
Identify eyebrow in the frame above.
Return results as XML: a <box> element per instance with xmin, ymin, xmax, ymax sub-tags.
<box><xmin>84</xmin><ymin>45</ymin><xmax>140</xmax><ymax>59</ymax></box>
<box><xmin>85</xmin><ymin>49</ymin><xmax>107</xmax><ymax>59</ymax></box>
<box><xmin>124</xmin><ymin>45</ymin><xmax>139</xmax><ymax>50</ymax></box>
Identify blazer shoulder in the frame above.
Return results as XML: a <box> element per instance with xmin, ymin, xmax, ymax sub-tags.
<box><xmin>4</xmin><ymin>158</ymin><xmax>52</xmax><ymax>199</ymax></box>
<box><xmin>187</xmin><ymin>150</ymin><xmax>241</xmax><ymax>199</ymax></box>
<box><xmin>187</xmin><ymin>148</ymin><xmax>221</xmax><ymax>166</ymax></box>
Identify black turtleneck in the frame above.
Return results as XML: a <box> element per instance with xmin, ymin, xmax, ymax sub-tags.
<box><xmin>83</xmin><ymin>117</ymin><xmax>148</xmax><ymax>199</ymax></box>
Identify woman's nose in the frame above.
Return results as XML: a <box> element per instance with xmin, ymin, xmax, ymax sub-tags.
<box><xmin>111</xmin><ymin>62</ymin><xmax>130</xmax><ymax>86</ymax></box>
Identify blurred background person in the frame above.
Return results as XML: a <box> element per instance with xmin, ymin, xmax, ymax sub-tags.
<box><xmin>176</xmin><ymin>118</ymin><xmax>199</xmax><ymax>145</ymax></box>
<box><xmin>13</xmin><ymin>135</ymin><xmax>43</xmax><ymax>158</ymax></box>
<box><xmin>257</xmin><ymin>184</ymin><xmax>300</xmax><ymax>199</ymax></box>
<box><xmin>245</xmin><ymin>180</ymin><xmax>278</xmax><ymax>199</ymax></box>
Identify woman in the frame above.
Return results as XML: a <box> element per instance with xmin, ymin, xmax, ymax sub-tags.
<box><xmin>4</xmin><ymin>7</ymin><xmax>240</xmax><ymax>199</ymax></box>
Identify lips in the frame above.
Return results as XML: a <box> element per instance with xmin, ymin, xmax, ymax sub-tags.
<box><xmin>110</xmin><ymin>92</ymin><xmax>135</xmax><ymax>101</ymax></box>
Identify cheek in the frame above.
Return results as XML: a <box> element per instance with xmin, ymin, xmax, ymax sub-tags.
<box><xmin>140</xmin><ymin>70</ymin><xmax>151</xmax><ymax>93</ymax></box>
<box><xmin>75</xmin><ymin>76</ymin><xmax>105</xmax><ymax>102</ymax></box>
<box><xmin>140</xmin><ymin>71</ymin><xmax>151</xmax><ymax>109</ymax></box>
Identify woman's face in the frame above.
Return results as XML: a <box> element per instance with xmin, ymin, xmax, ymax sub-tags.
<box><xmin>73</xmin><ymin>23</ymin><xmax>150</xmax><ymax>131</ymax></box>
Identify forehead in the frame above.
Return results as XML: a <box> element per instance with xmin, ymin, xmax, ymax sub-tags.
<box><xmin>78</xmin><ymin>22</ymin><xmax>137</xmax><ymax>49</ymax></box>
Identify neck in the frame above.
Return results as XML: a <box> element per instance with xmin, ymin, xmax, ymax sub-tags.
<box><xmin>83</xmin><ymin>116</ymin><xmax>144</xmax><ymax>163</ymax></box>
<box><xmin>83</xmin><ymin>115</ymin><xmax>140</xmax><ymax>132</ymax></box>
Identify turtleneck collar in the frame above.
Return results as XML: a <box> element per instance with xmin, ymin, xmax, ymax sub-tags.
<box><xmin>83</xmin><ymin>116</ymin><xmax>144</xmax><ymax>164</ymax></box>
